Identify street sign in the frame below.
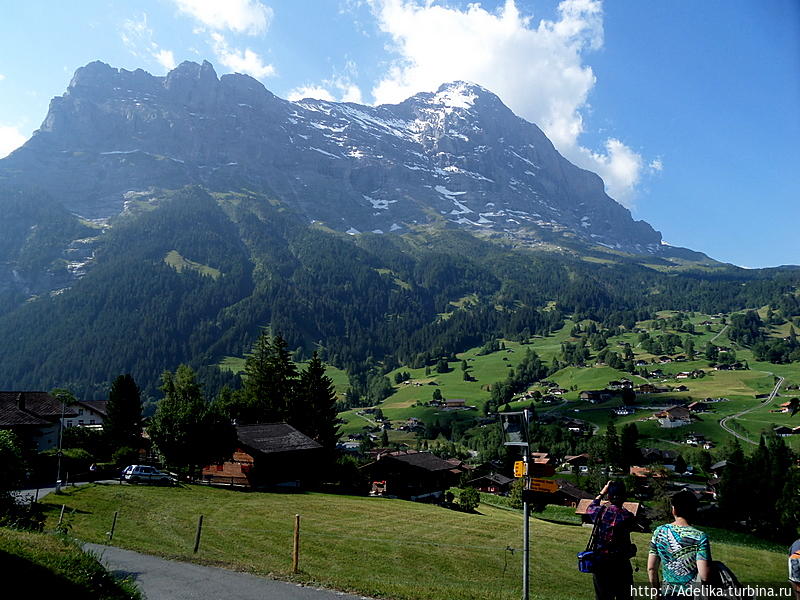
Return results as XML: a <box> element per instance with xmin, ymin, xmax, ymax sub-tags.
<box><xmin>513</xmin><ymin>461</ymin><xmax>527</xmax><ymax>478</ymax></box>
<box><xmin>528</xmin><ymin>478</ymin><xmax>558</xmax><ymax>493</ymax></box>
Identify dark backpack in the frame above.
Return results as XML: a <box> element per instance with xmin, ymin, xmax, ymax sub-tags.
<box><xmin>692</xmin><ymin>561</ymin><xmax>752</xmax><ymax>600</ymax></box>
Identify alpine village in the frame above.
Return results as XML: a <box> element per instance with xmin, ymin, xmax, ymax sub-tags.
<box><xmin>0</xmin><ymin>56</ymin><xmax>798</xmax><ymax>600</ymax></box>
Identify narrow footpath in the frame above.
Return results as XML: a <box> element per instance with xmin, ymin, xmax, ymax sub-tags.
<box><xmin>85</xmin><ymin>543</ymin><xmax>374</xmax><ymax>600</ymax></box>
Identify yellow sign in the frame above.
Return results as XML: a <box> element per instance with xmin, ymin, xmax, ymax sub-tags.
<box><xmin>528</xmin><ymin>478</ymin><xmax>558</xmax><ymax>493</ymax></box>
<box><xmin>513</xmin><ymin>461</ymin><xmax>527</xmax><ymax>478</ymax></box>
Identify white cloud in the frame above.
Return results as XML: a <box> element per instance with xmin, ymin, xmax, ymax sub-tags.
<box><xmin>121</xmin><ymin>14</ymin><xmax>177</xmax><ymax>73</ymax></box>
<box><xmin>649</xmin><ymin>158</ymin><xmax>663</xmax><ymax>172</ymax></box>
<box><xmin>369</xmin><ymin>0</ymin><xmax>652</xmax><ymax>207</ymax></box>
<box><xmin>288</xmin><ymin>86</ymin><xmax>336</xmax><ymax>102</ymax></box>
<box><xmin>173</xmin><ymin>0</ymin><xmax>273</xmax><ymax>35</ymax></box>
<box><xmin>210</xmin><ymin>32</ymin><xmax>275</xmax><ymax>79</ymax></box>
<box><xmin>287</xmin><ymin>60</ymin><xmax>363</xmax><ymax>104</ymax></box>
<box><xmin>0</xmin><ymin>74</ymin><xmax>5</xmax><ymax>81</ymax></box>
<box><xmin>154</xmin><ymin>49</ymin><xmax>177</xmax><ymax>71</ymax></box>
<box><xmin>0</xmin><ymin>124</ymin><xmax>27</xmax><ymax>159</ymax></box>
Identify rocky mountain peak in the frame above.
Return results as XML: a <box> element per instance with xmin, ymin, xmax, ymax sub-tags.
<box><xmin>3</xmin><ymin>60</ymin><xmax>663</xmax><ymax>253</ymax></box>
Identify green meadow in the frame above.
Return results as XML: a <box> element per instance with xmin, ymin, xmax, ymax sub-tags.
<box><xmin>41</xmin><ymin>484</ymin><xmax>791</xmax><ymax>600</ymax></box>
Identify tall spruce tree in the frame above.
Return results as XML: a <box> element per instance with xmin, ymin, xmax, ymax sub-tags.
<box><xmin>296</xmin><ymin>351</ymin><xmax>340</xmax><ymax>451</ymax></box>
<box><xmin>240</xmin><ymin>332</ymin><xmax>298</xmax><ymax>424</ymax></box>
<box><xmin>104</xmin><ymin>374</ymin><xmax>142</xmax><ymax>451</ymax></box>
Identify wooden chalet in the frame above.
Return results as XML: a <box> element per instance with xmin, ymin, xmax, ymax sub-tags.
<box><xmin>551</xmin><ymin>480</ymin><xmax>593</xmax><ymax>508</ymax></box>
<box><xmin>654</xmin><ymin>406</ymin><xmax>692</xmax><ymax>428</ymax></box>
<box><xmin>65</xmin><ymin>400</ymin><xmax>108</xmax><ymax>429</ymax></box>
<box><xmin>443</xmin><ymin>399</ymin><xmax>467</xmax><ymax>409</ymax></box>
<box><xmin>361</xmin><ymin>450</ymin><xmax>468</xmax><ymax>500</ymax></box>
<box><xmin>580</xmin><ymin>390</ymin><xmax>612</xmax><ymax>404</ymax></box>
<box><xmin>467</xmin><ymin>472</ymin><xmax>514</xmax><ymax>494</ymax></box>
<box><xmin>629</xmin><ymin>466</ymin><xmax>667</xmax><ymax>478</ymax></box>
<box><xmin>202</xmin><ymin>423</ymin><xmax>322</xmax><ymax>488</ymax></box>
<box><xmin>562</xmin><ymin>453</ymin><xmax>590</xmax><ymax>468</ymax></box>
<box><xmin>641</xmin><ymin>447</ymin><xmax>677</xmax><ymax>464</ymax></box>
<box><xmin>0</xmin><ymin>391</ymin><xmax>78</xmax><ymax>451</ymax></box>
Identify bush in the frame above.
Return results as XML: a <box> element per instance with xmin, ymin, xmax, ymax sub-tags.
<box><xmin>458</xmin><ymin>487</ymin><xmax>480</xmax><ymax>512</ymax></box>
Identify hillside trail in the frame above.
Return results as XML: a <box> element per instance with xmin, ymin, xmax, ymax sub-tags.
<box><xmin>86</xmin><ymin>543</ymin><xmax>376</xmax><ymax>600</ymax></box>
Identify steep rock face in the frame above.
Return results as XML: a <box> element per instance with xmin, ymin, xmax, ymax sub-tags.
<box><xmin>1</xmin><ymin>60</ymin><xmax>661</xmax><ymax>252</ymax></box>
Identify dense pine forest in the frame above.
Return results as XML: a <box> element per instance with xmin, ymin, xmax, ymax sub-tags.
<box><xmin>0</xmin><ymin>185</ymin><xmax>798</xmax><ymax>401</ymax></box>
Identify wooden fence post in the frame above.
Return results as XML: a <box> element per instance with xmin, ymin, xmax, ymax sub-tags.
<box><xmin>194</xmin><ymin>515</ymin><xmax>204</xmax><ymax>553</ymax></box>
<box><xmin>292</xmin><ymin>514</ymin><xmax>301</xmax><ymax>574</ymax></box>
<box><xmin>108</xmin><ymin>511</ymin><xmax>118</xmax><ymax>541</ymax></box>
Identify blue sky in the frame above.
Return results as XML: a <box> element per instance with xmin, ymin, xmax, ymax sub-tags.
<box><xmin>0</xmin><ymin>0</ymin><xmax>797</xmax><ymax>267</ymax></box>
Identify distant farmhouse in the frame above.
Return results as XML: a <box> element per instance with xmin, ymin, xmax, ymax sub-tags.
<box><xmin>202</xmin><ymin>423</ymin><xmax>322</xmax><ymax>488</ymax></box>
<box><xmin>654</xmin><ymin>406</ymin><xmax>692</xmax><ymax>428</ymax></box>
<box><xmin>0</xmin><ymin>391</ymin><xmax>78</xmax><ymax>450</ymax></box>
<box><xmin>361</xmin><ymin>450</ymin><xmax>471</xmax><ymax>501</ymax></box>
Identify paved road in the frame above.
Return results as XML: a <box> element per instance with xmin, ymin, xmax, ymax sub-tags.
<box><xmin>86</xmin><ymin>544</ymin><xmax>375</xmax><ymax>600</ymax></box>
<box><xmin>15</xmin><ymin>479</ymin><xmax>121</xmax><ymax>504</ymax></box>
<box><xmin>719</xmin><ymin>375</ymin><xmax>784</xmax><ymax>445</ymax></box>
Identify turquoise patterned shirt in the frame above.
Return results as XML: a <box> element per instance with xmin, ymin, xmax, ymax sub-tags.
<box><xmin>649</xmin><ymin>523</ymin><xmax>711</xmax><ymax>586</ymax></box>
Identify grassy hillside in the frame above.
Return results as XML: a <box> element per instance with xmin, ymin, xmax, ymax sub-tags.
<box><xmin>0</xmin><ymin>527</ymin><xmax>140</xmax><ymax>599</ymax></box>
<box><xmin>41</xmin><ymin>484</ymin><xmax>789</xmax><ymax>600</ymax></box>
<box><xmin>339</xmin><ymin>312</ymin><xmax>800</xmax><ymax>452</ymax></box>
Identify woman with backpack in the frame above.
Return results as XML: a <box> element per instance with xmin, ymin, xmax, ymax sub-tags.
<box><xmin>647</xmin><ymin>490</ymin><xmax>711</xmax><ymax>598</ymax></box>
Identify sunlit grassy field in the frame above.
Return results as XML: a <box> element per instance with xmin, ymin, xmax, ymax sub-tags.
<box><xmin>42</xmin><ymin>484</ymin><xmax>790</xmax><ymax>600</ymax></box>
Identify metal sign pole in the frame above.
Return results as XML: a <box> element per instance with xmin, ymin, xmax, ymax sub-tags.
<box><xmin>522</xmin><ymin>452</ymin><xmax>530</xmax><ymax>600</ymax></box>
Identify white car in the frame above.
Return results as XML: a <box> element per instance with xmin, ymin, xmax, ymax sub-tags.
<box><xmin>122</xmin><ymin>465</ymin><xmax>173</xmax><ymax>485</ymax></box>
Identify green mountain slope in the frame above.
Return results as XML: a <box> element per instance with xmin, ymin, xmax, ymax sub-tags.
<box><xmin>0</xmin><ymin>185</ymin><xmax>797</xmax><ymax>400</ymax></box>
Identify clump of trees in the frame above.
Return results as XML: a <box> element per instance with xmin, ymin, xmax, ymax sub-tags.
<box><xmin>717</xmin><ymin>435</ymin><xmax>799</xmax><ymax>543</ymax></box>
<box><xmin>148</xmin><ymin>333</ymin><xmax>341</xmax><ymax>474</ymax></box>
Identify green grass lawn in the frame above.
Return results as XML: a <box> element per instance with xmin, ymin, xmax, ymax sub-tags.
<box><xmin>41</xmin><ymin>484</ymin><xmax>790</xmax><ymax>600</ymax></box>
<box><xmin>0</xmin><ymin>526</ymin><xmax>141</xmax><ymax>599</ymax></box>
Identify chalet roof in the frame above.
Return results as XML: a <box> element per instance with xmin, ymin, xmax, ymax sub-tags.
<box><xmin>468</xmin><ymin>472</ymin><xmax>514</xmax><ymax>487</ymax></box>
<box><xmin>556</xmin><ymin>479</ymin><xmax>593</xmax><ymax>501</ymax></box>
<box><xmin>575</xmin><ymin>498</ymin><xmax>640</xmax><ymax>517</ymax></box>
<box><xmin>629</xmin><ymin>466</ymin><xmax>666</xmax><ymax>478</ymax></box>
<box><xmin>381</xmin><ymin>450</ymin><xmax>461</xmax><ymax>473</ymax></box>
<box><xmin>74</xmin><ymin>400</ymin><xmax>109</xmax><ymax>417</ymax></box>
<box><xmin>0</xmin><ymin>391</ymin><xmax>78</xmax><ymax>426</ymax></box>
<box><xmin>236</xmin><ymin>423</ymin><xmax>322</xmax><ymax>455</ymax></box>
<box><xmin>655</xmin><ymin>406</ymin><xmax>691</xmax><ymax>420</ymax></box>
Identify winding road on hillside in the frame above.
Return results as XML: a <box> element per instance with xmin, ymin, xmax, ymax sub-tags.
<box><xmin>719</xmin><ymin>375</ymin><xmax>784</xmax><ymax>445</ymax></box>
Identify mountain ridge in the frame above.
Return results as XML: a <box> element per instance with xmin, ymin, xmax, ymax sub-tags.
<box><xmin>2</xmin><ymin>59</ymin><xmax>662</xmax><ymax>254</ymax></box>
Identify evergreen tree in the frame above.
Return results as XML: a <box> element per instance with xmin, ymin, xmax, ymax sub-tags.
<box><xmin>104</xmin><ymin>374</ymin><xmax>142</xmax><ymax>451</ymax></box>
<box><xmin>297</xmin><ymin>352</ymin><xmax>340</xmax><ymax>452</ymax></box>
<box><xmin>148</xmin><ymin>365</ymin><xmax>236</xmax><ymax>476</ymax></box>
<box><xmin>240</xmin><ymin>333</ymin><xmax>299</xmax><ymax>424</ymax></box>
<box><xmin>604</xmin><ymin>422</ymin><xmax>622</xmax><ymax>467</ymax></box>
<box><xmin>619</xmin><ymin>423</ymin><xmax>640</xmax><ymax>469</ymax></box>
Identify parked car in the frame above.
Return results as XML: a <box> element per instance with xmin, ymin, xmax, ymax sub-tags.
<box><xmin>122</xmin><ymin>465</ymin><xmax>173</xmax><ymax>485</ymax></box>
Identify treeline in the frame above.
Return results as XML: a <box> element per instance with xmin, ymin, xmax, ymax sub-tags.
<box><xmin>717</xmin><ymin>435</ymin><xmax>799</xmax><ymax>543</ymax></box>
